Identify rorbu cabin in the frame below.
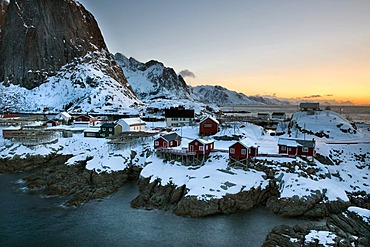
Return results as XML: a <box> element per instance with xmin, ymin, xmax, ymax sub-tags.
<box><xmin>100</xmin><ymin>122</ymin><xmax>120</xmax><ymax>137</ymax></box>
<box><xmin>300</xmin><ymin>102</ymin><xmax>320</xmax><ymax>111</ymax></box>
<box><xmin>229</xmin><ymin>141</ymin><xmax>258</xmax><ymax>160</ymax></box>
<box><xmin>278</xmin><ymin>138</ymin><xmax>315</xmax><ymax>157</ymax></box>
<box><xmin>45</xmin><ymin>119</ymin><xmax>59</xmax><ymax>127</ymax></box>
<box><xmin>199</xmin><ymin>116</ymin><xmax>219</xmax><ymax>136</ymax></box>
<box><xmin>74</xmin><ymin>114</ymin><xmax>98</xmax><ymax>126</ymax></box>
<box><xmin>154</xmin><ymin>132</ymin><xmax>181</xmax><ymax>149</ymax></box>
<box><xmin>188</xmin><ymin>138</ymin><xmax>214</xmax><ymax>155</ymax></box>
<box><xmin>117</xmin><ymin>118</ymin><xmax>146</xmax><ymax>132</ymax></box>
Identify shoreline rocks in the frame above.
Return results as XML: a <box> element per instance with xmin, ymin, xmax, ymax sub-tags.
<box><xmin>263</xmin><ymin>210</ymin><xmax>370</xmax><ymax>247</ymax></box>
<box><xmin>131</xmin><ymin>175</ymin><xmax>273</xmax><ymax>217</ymax></box>
<box><xmin>0</xmin><ymin>154</ymin><xmax>142</xmax><ymax>206</ymax></box>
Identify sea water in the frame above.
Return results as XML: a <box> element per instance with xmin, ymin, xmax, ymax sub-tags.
<box><xmin>0</xmin><ymin>173</ymin><xmax>316</xmax><ymax>247</ymax></box>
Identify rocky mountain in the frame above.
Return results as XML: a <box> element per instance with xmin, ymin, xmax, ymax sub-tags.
<box><xmin>115</xmin><ymin>53</ymin><xmax>289</xmax><ymax>106</ymax></box>
<box><xmin>114</xmin><ymin>53</ymin><xmax>193</xmax><ymax>101</ymax></box>
<box><xmin>0</xmin><ymin>0</ymin><xmax>138</xmax><ymax>113</ymax></box>
<box><xmin>191</xmin><ymin>85</ymin><xmax>288</xmax><ymax>105</ymax></box>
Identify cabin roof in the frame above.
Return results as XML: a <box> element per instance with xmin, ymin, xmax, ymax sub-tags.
<box><xmin>101</xmin><ymin>122</ymin><xmax>117</xmax><ymax>128</ymax></box>
<box><xmin>191</xmin><ymin>138</ymin><xmax>214</xmax><ymax>145</ymax></box>
<box><xmin>278</xmin><ymin>138</ymin><xmax>315</xmax><ymax>148</ymax></box>
<box><xmin>200</xmin><ymin>116</ymin><xmax>219</xmax><ymax>125</ymax></box>
<box><xmin>158</xmin><ymin>132</ymin><xmax>181</xmax><ymax>142</ymax></box>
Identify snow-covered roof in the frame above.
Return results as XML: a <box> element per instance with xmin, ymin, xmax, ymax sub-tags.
<box><xmin>3</xmin><ymin>126</ymin><xmax>22</xmax><ymax>131</ymax></box>
<box><xmin>193</xmin><ymin>138</ymin><xmax>214</xmax><ymax>145</ymax></box>
<box><xmin>278</xmin><ymin>138</ymin><xmax>315</xmax><ymax>148</ymax></box>
<box><xmin>231</xmin><ymin>138</ymin><xmax>258</xmax><ymax>149</ymax></box>
<box><xmin>83</xmin><ymin>128</ymin><xmax>100</xmax><ymax>133</ymax></box>
<box><xmin>158</xmin><ymin>132</ymin><xmax>181</xmax><ymax>142</ymax></box>
<box><xmin>57</xmin><ymin>112</ymin><xmax>72</xmax><ymax>118</ymax></box>
<box><xmin>200</xmin><ymin>116</ymin><xmax>219</xmax><ymax>125</ymax></box>
<box><xmin>117</xmin><ymin>118</ymin><xmax>146</xmax><ymax>127</ymax></box>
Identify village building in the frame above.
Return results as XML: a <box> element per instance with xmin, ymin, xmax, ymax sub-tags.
<box><xmin>278</xmin><ymin>138</ymin><xmax>315</xmax><ymax>157</ymax></box>
<box><xmin>229</xmin><ymin>141</ymin><xmax>258</xmax><ymax>159</ymax></box>
<box><xmin>74</xmin><ymin>114</ymin><xmax>98</xmax><ymax>126</ymax></box>
<box><xmin>84</xmin><ymin>128</ymin><xmax>101</xmax><ymax>138</ymax></box>
<box><xmin>55</xmin><ymin>112</ymin><xmax>72</xmax><ymax>124</ymax></box>
<box><xmin>117</xmin><ymin>118</ymin><xmax>146</xmax><ymax>132</ymax></box>
<box><xmin>199</xmin><ymin>116</ymin><xmax>219</xmax><ymax>136</ymax></box>
<box><xmin>100</xmin><ymin>122</ymin><xmax>120</xmax><ymax>137</ymax></box>
<box><xmin>2</xmin><ymin>126</ymin><xmax>22</xmax><ymax>139</ymax></box>
<box><xmin>154</xmin><ymin>132</ymin><xmax>181</xmax><ymax>149</ymax></box>
<box><xmin>45</xmin><ymin>119</ymin><xmax>59</xmax><ymax>127</ymax></box>
<box><xmin>165</xmin><ymin>106</ymin><xmax>194</xmax><ymax>127</ymax></box>
<box><xmin>300</xmin><ymin>102</ymin><xmax>320</xmax><ymax>111</ymax></box>
<box><xmin>271</xmin><ymin>112</ymin><xmax>287</xmax><ymax>121</ymax></box>
<box><xmin>257</xmin><ymin>113</ymin><xmax>270</xmax><ymax>120</ymax></box>
<box><xmin>188</xmin><ymin>138</ymin><xmax>214</xmax><ymax>155</ymax></box>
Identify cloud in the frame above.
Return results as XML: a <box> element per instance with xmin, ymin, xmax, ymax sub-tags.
<box><xmin>302</xmin><ymin>94</ymin><xmax>333</xmax><ymax>99</ymax></box>
<box><xmin>179</xmin><ymin>69</ymin><xmax>196</xmax><ymax>78</ymax></box>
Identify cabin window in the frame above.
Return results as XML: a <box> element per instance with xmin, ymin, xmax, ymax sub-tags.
<box><xmin>281</xmin><ymin>146</ymin><xmax>286</xmax><ymax>151</ymax></box>
<box><xmin>204</xmin><ymin>123</ymin><xmax>212</xmax><ymax>128</ymax></box>
<box><xmin>195</xmin><ymin>142</ymin><xmax>198</xmax><ymax>146</ymax></box>
<box><xmin>199</xmin><ymin>146</ymin><xmax>204</xmax><ymax>151</ymax></box>
<box><xmin>230</xmin><ymin>148</ymin><xmax>235</xmax><ymax>154</ymax></box>
<box><xmin>155</xmin><ymin>141</ymin><xmax>159</xmax><ymax>146</ymax></box>
<box><xmin>302</xmin><ymin>147</ymin><xmax>309</xmax><ymax>152</ymax></box>
<box><xmin>288</xmin><ymin>147</ymin><xmax>292</xmax><ymax>151</ymax></box>
<box><xmin>109</xmin><ymin>128</ymin><xmax>113</xmax><ymax>132</ymax></box>
<box><xmin>206</xmin><ymin>145</ymin><xmax>209</xmax><ymax>150</ymax></box>
<box><xmin>241</xmin><ymin>149</ymin><xmax>247</xmax><ymax>155</ymax></box>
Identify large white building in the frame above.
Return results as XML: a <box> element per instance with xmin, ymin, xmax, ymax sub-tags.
<box><xmin>117</xmin><ymin>118</ymin><xmax>146</xmax><ymax>132</ymax></box>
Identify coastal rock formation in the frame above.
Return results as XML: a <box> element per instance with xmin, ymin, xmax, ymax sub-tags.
<box><xmin>0</xmin><ymin>0</ymin><xmax>131</xmax><ymax>94</ymax></box>
<box><xmin>0</xmin><ymin>154</ymin><xmax>142</xmax><ymax>206</ymax></box>
<box><xmin>263</xmin><ymin>210</ymin><xmax>370</xmax><ymax>247</ymax></box>
<box><xmin>266</xmin><ymin>193</ymin><xmax>350</xmax><ymax>218</ymax></box>
<box><xmin>131</xmin><ymin>175</ymin><xmax>272</xmax><ymax>217</ymax></box>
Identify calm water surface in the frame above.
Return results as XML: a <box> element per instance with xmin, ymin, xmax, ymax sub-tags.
<box><xmin>1</xmin><ymin>173</ymin><xmax>316</xmax><ymax>247</ymax></box>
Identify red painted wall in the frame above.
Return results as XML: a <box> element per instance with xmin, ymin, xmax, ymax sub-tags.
<box><xmin>199</xmin><ymin>118</ymin><xmax>218</xmax><ymax>136</ymax></box>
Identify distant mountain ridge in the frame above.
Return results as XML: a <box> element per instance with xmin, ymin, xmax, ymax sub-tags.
<box><xmin>114</xmin><ymin>53</ymin><xmax>193</xmax><ymax>101</ymax></box>
<box><xmin>114</xmin><ymin>53</ymin><xmax>289</xmax><ymax>106</ymax></box>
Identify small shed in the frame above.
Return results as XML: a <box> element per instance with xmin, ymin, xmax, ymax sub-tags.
<box><xmin>2</xmin><ymin>126</ymin><xmax>22</xmax><ymax>139</ymax></box>
<box><xmin>188</xmin><ymin>138</ymin><xmax>214</xmax><ymax>155</ymax></box>
<box><xmin>271</xmin><ymin>112</ymin><xmax>287</xmax><ymax>121</ymax></box>
<box><xmin>199</xmin><ymin>116</ymin><xmax>219</xmax><ymax>136</ymax></box>
<box><xmin>229</xmin><ymin>141</ymin><xmax>258</xmax><ymax>160</ymax></box>
<box><xmin>278</xmin><ymin>138</ymin><xmax>315</xmax><ymax>157</ymax></box>
<box><xmin>56</xmin><ymin>112</ymin><xmax>72</xmax><ymax>123</ymax></box>
<box><xmin>300</xmin><ymin>102</ymin><xmax>320</xmax><ymax>111</ymax></box>
<box><xmin>154</xmin><ymin>132</ymin><xmax>181</xmax><ymax>149</ymax></box>
<box><xmin>84</xmin><ymin>128</ymin><xmax>101</xmax><ymax>138</ymax></box>
<box><xmin>117</xmin><ymin>118</ymin><xmax>146</xmax><ymax>132</ymax></box>
<box><xmin>45</xmin><ymin>119</ymin><xmax>59</xmax><ymax>127</ymax></box>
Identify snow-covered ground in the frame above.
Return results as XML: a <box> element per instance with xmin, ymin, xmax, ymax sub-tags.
<box><xmin>1</xmin><ymin>110</ymin><xmax>369</xmax><ymax>206</ymax></box>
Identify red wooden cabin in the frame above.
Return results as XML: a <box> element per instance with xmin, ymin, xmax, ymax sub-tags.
<box><xmin>278</xmin><ymin>138</ymin><xmax>315</xmax><ymax>157</ymax></box>
<box><xmin>199</xmin><ymin>116</ymin><xmax>219</xmax><ymax>136</ymax></box>
<box><xmin>229</xmin><ymin>141</ymin><xmax>258</xmax><ymax>160</ymax></box>
<box><xmin>188</xmin><ymin>138</ymin><xmax>214</xmax><ymax>155</ymax></box>
<box><xmin>154</xmin><ymin>133</ymin><xmax>181</xmax><ymax>149</ymax></box>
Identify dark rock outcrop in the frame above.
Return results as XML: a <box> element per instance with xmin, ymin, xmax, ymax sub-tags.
<box><xmin>263</xmin><ymin>210</ymin><xmax>370</xmax><ymax>247</ymax></box>
<box><xmin>131</xmin><ymin>175</ymin><xmax>272</xmax><ymax>217</ymax></box>
<box><xmin>0</xmin><ymin>0</ymin><xmax>128</xmax><ymax>90</ymax></box>
<box><xmin>266</xmin><ymin>192</ymin><xmax>350</xmax><ymax>218</ymax></box>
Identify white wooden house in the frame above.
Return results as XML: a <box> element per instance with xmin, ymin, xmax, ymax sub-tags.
<box><xmin>117</xmin><ymin>118</ymin><xmax>146</xmax><ymax>132</ymax></box>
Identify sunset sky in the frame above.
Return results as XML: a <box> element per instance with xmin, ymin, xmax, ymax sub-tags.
<box><xmin>80</xmin><ymin>0</ymin><xmax>370</xmax><ymax>105</ymax></box>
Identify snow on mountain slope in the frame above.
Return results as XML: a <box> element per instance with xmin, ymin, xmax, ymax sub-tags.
<box><xmin>0</xmin><ymin>51</ymin><xmax>140</xmax><ymax>114</ymax></box>
<box><xmin>287</xmin><ymin>110</ymin><xmax>364</xmax><ymax>141</ymax></box>
<box><xmin>114</xmin><ymin>53</ymin><xmax>193</xmax><ymax>101</ymax></box>
<box><xmin>191</xmin><ymin>85</ymin><xmax>288</xmax><ymax>106</ymax></box>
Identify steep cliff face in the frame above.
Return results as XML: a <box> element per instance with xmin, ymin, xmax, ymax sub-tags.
<box><xmin>0</xmin><ymin>0</ymin><xmax>120</xmax><ymax>89</ymax></box>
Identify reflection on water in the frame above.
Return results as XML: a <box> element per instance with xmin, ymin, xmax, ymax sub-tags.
<box><xmin>1</xmin><ymin>173</ymin><xmax>317</xmax><ymax>247</ymax></box>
